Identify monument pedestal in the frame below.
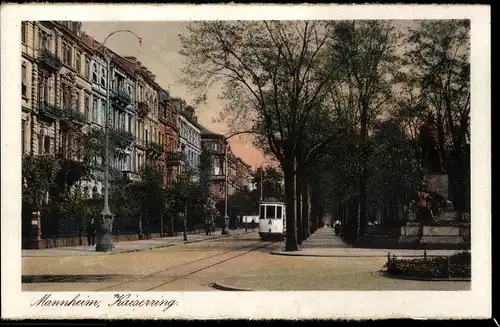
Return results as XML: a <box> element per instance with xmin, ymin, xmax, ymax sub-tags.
<box><xmin>398</xmin><ymin>221</ymin><xmax>421</xmax><ymax>244</ymax></box>
<box><xmin>420</xmin><ymin>226</ymin><xmax>464</xmax><ymax>244</ymax></box>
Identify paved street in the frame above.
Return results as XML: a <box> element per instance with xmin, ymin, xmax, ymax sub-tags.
<box><xmin>22</xmin><ymin>228</ymin><xmax>470</xmax><ymax>292</ymax></box>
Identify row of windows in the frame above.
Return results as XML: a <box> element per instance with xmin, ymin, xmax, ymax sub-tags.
<box><xmin>180</xmin><ymin>120</ymin><xmax>200</xmax><ymax>146</ymax></box>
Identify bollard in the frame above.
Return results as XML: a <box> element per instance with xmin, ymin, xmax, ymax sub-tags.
<box><xmin>424</xmin><ymin>250</ymin><xmax>427</xmax><ymax>260</ymax></box>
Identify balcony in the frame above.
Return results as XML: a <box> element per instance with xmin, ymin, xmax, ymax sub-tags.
<box><xmin>166</xmin><ymin>149</ymin><xmax>185</xmax><ymax>167</ymax></box>
<box><xmin>111</xmin><ymin>86</ymin><xmax>132</xmax><ymax>109</ymax></box>
<box><xmin>37</xmin><ymin>101</ymin><xmax>64</xmax><ymax>120</ymax></box>
<box><xmin>122</xmin><ymin>170</ymin><xmax>141</xmax><ymax>182</ymax></box>
<box><xmin>146</xmin><ymin>141</ymin><xmax>163</xmax><ymax>159</ymax></box>
<box><xmin>137</xmin><ymin>101</ymin><xmax>150</xmax><ymax>118</ymax></box>
<box><xmin>60</xmin><ymin>109</ymin><xmax>86</xmax><ymax>126</ymax></box>
<box><xmin>37</xmin><ymin>49</ymin><xmax>62</xmax><ymax>72</ymax></box>
<box><xmin>109</xmin><ymin>128</ymin><xmax>135</xmax><ymax>150</ymax></box>
<box><xmin>135</xmin><ymin>138</ymin><xmax>147</xmax><ymax>150</ymax></box>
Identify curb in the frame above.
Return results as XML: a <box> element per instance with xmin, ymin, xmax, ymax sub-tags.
<box><xmin>270</xmin><ymin>250</ymin><xmax>464</xmax><ymax>258</ymax></box>
<box><xmin>270</xmin><ymin>251</ymin><xmax>390</xmax><ymax>258</ymax></box>
<box><xmin>377</xmin><ymin>270</ymin><xmax>471</xmax><ymax>282</ymax></box>
<box><xmin>210</xmin><ymin>282</ymin><xmax>255</xmax><ymax>292</ymax></box>
<box><xmin>23</xmin><ymin>231</ymin><xmax>252</xmax><ymax>257</ymax></box>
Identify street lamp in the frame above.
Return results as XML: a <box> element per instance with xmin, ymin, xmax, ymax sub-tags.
<box><xmin>96</xmin><ymin>30</ymin><xmax>142</xmax><ymax>252</ymax></box>
<box><xmin>222</xmin><ymin>140</ymin><xmax>230</xmax><ymax>235</ymax></box>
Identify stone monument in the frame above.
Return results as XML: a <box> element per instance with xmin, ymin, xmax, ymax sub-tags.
<box><xmin>398</xmin><ymin>114</ymin><xmax>468</xmax><ymax>246</ymax></box>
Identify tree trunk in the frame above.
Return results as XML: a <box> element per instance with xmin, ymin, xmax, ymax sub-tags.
<box><xmin>160</xmin><ymin>214</ymin><xmax>164</xmax><ymax>238</ymax></box>
<box><xmin>138</xmin><ymin>210</ymin><xmax>143</xmax><ymax>240</ymax></box>
<box><xmin>295</xmin><ymin>170</ymin><xmax>303</xmax><ymax>245</ymax></box>
<box><xmin>359</xmin><ymin>100</ymin><xmax>369</xmax><ymax>236</ymax></box>
<box><xmin>301</xmin><ymin>176</ymin><xmax>309</xmax><ymax>239</ymax></box>
<box><xmin>283</xmin><ymin>159</ymin><xmax>298</xmax><ymax>251</ymax></box>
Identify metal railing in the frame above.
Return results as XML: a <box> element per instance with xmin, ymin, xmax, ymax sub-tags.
<box><xmin>38</xmin><ymin>101</ymin><xmax>64</xmax><ymax>118</ymax></box>
<box><xmin>37</xmin><ymin>48</ymin><xmax>62</xmax><ymax>70</ymax></box>
<box><xmin>112</xmin><ymin>85</ymin><xmax>132</xmax><ymax>104</ymax></box>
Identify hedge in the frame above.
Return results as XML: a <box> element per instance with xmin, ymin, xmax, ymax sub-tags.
<box><xmin>386</xmin><ymin>251</ymin><xmax>471</xmax><ymax>279</ymax></box>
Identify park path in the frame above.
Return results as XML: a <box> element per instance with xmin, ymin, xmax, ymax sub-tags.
<box><xmin>300</xmin><ymin>227</ymin><xmax>351</xmax><ymax>249</ymax></box>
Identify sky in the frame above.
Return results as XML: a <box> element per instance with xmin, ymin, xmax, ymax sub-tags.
<box><xmin>82</xmin><ymin>21</ymin><xmax>268</xmax><ymax>169</ymax></box>
<box><xmin>81</xmin><ymin>20</ymin><xmax>432</xmax><ymax>170</ymax></box>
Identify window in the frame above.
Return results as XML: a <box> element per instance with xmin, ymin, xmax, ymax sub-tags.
<box><xmin>38</xmin><ymin>75</ymin><xmax>49</xmax><ymax>103</ymax></box>
<box><xmin>84</xmin><ymin>94</ymin><xmax>90</xmax><ymax>120</ymax></box>
<box><xmin>266</xmin><ymin>205</ymin><xmax>275</xmax><ymax>219</ymax></box>
<box><xmin>21</xmin><ymin>120</ymin><xmax>26</xmax><ymax>154</ymax></box>
<box><xmin>21</xmin><ymin>64</ymin><xmax>27</xmax><ymax>97</ymax></box>
<box><xmin>85</xmin><ymin>59</ymin><xmax>90</xmax><ymax>79</ymax></box>
<box><xmin>21</xmin><ymin>22</ymin><xmax>27</xmax><ymax>43</ymax></box>
<box><xmin>100</xmin><ymin>68</ymin><xmax>106</xmax><ymax>87</ymax></box>
<box><xmin>276</xmin><ymin>206</ymin><xmax>282</xmax><ymax>219</ymax></box>
<box><xmin>260</xmin><ymin>206</ymin><xmax>265</xmax><ymax>220</ymax></box>
<box><xmin>101</xmin><ymin>99</ymin><xmax>106</xmax><ymax>125</ymax></box>
<box><xmin>75</xmin><ymin>52</ymin><xmax>81</xmax><ymax>74</ymax></box>
<box><xmin>62</xmin><ymin>42</ymin><xmax>72</xmax><ymax>65</ymax></box>
<box><xmin>92</xmin><ymin>98</ymin><xmax>98</xmax><ymax>122</ymax></box>
<box><xmin>128</xmin><ymin>116</ymin><xmax>132</xmax><ymax>133</ymax></box>
<box><xmin>39</xmin><ymin>32</ymin><xmax>49</xmax><ymax>51</ymax></box>
<box><xmin>75</xmin><ymin>91</ymin><xmax>81</xmax><ymax>111</ymax></box>
<box><xmin>92</xmin><ymin>63</ymin><xmax>97</xmax><ymax>82</ymax></box>
<box><xmin>62</xmin><ymin>85</ymin><xmax>71</xmax><ymax>109</ymax></box>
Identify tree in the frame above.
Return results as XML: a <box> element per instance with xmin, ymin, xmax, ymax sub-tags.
<box><xmin>180</xmin><ymin>21</ymin><xmax>348</xmax><ymax>251</ymax></box>
<box><xmin>327</xmin><ymin>21</ymin><xmax>402</xmax><ymax>233</ymax></box>
<box><xmin>22</xmin><ymin>154</ymin><xmax>61</xmax><ymax>237</ymax></box>
<box><xmin>195</xmin><ymin>147</ymin><xmax>215</xmax><ymax>223</ymax></box>
<box><xmin>166</xmin><ymin>167</ymin><xmax>200</xmax><ymax>232</ymax></box>
<box><xmin>404</xmin><ymin>20</ymin><xmax>470</xmax><ymax>211</ymax></box>
<box><xmin>251</xmin><ymin>166</ymin><xmax>284</xmax><ymax>201</ymax></box>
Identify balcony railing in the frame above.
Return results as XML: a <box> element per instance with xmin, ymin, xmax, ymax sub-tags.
<box><xmin>147</xmin><ymin>141</ymin><xmax>164</xmax><ymax>154</ymax></box>
<box><xmin>137</xmin><ymin>101</ymin><xmax>150</xmax><ymax>118</ymax></box>
<box><xmin>122</xmin><ymin>170</ymin><xmax>141</xmax><ymax>182</ymax></box>
<box><xmin>65</xmin><ymin>109</ymin><xmax>86</xmax><ymax>123</ymax></box>
<box><xmin>135</xmin><ymin>138</ymin><xmax>147</xmax><ymax>149</ymax></box>
<box><xmin>60</xmin><ymin>108</ymin><xmax>86</xmax><ymax>125</ymax></box>
<box><xmin>37</xmin><ymin>49</ymin><xmax>62</xmax><ymax>72</ymax></box>
<box><xmin>38</xmin><ymin>101</ymin><xmax>64</xmax><ymax>120</ymax></box>
<box><xmin>109</xmin><ymin>128</ymin><xmax>135</xmax><ymax>150</ymax></box>
<box><xmin>166</xmin><ymin>149</ymin><xmax>185</xmax><ymax>166</ymax></box>
<box><xmin>111</xmin><ymin>86</ymin><xmax>132</xmax><ymax>108</ymax></box>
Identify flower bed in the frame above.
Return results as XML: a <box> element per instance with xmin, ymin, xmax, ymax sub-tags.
<box><xmin>385</xmin><ymin>251</ymin><xmax>471</xmax><ymax>279</ymax></box>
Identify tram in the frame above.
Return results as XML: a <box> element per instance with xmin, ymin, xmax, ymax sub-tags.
<box><xmin>258</xmin><ymin>200</ymin><xmax>286</xmax><ymax>240</ymax></box>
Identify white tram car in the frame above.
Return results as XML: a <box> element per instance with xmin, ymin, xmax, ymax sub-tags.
<box><xmin>258</xmin><ymin>200</ymin><xmax>286</xmax><ymax>240</ymax></box>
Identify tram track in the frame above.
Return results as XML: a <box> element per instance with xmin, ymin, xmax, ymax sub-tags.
<box><xmin>95</xmin><ymin>238</ymin><xmax>277</xmax><ymax>292</ymax></box>
<box><xmin>143</xmin><ymin>240</ymin><xmax>278</xmax><ymax>291</ymax></box>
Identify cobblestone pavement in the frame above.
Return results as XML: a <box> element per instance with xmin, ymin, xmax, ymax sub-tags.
<box><xmin>22</xmin><ymin>231</ymin><xmax>470</xmax><ymax>292</ymax></box>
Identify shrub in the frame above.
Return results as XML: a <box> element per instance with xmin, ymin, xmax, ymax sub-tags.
<box><xmin>386</xmin><ymin>251</ymin><xmax>471</xmax><ymax>279</ymax></box>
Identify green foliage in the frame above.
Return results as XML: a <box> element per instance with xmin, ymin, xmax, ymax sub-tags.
<box><xmin>386</xmin><ymin>251</ymin><xmax>471</xmax><ymax>279</ymax></box>
<box><xmin>251</xmin><ymin>166</ymin><xmax>284</xmax><ymax>201</ymax></box>
<box><xmin>22</xmin><ymin>154</ymin><xmax>61</xmax><ymax>211</ymax></box>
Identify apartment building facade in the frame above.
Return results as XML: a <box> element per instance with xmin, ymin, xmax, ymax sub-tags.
<box><xmin>172</xmin><ymin>98</ymin><xmax>201</xmax><ymax>173</ymax></box>
<box><xmin>200</xmin><ymin>126</ymin><xmax>227</xmax><ymax>202</ymax></box>
<box><xmin>109</xmin><ymin>52</ymin><xmax>137</xmax><ymax>182</ymax></box>
<box><xmin>122</xmin><ymin>57</ymin><xmax>163</xmax><ymax>171</ymax></box>
<box><xmin>159</xmin><ymin>90</ymin><xmax>183</xmax><ymax>186</ymax></box>
<box><xmin>22</xmin><ymin>21</ymin><xmax>98</xmax><ymax>196</ymax></box>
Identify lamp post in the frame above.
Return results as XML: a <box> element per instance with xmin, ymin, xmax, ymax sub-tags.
<box><xmin>96</xmin><ymin>30</ymin><xmax>142</xmax><ymax>252</ymax></box>
<box><xmin>222</xmin><ymin>141</ymin><xmax>230</xmax><ymax>235</ymax></box>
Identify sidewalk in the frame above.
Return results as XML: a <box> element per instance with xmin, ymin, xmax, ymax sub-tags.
<box><xmin>22</xmin><ymin>229</ymin><xmax>251</xmax><ymax>257</ymax></box>
<box><xmin>299</xmin><ymin>227</ymin><xmax>351</xmax><ymax>249</ymax></box>
<box><xmin>271</xmin><ymin>227</ymin><xmax>463</xmax><ymax>257</ymax></box>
